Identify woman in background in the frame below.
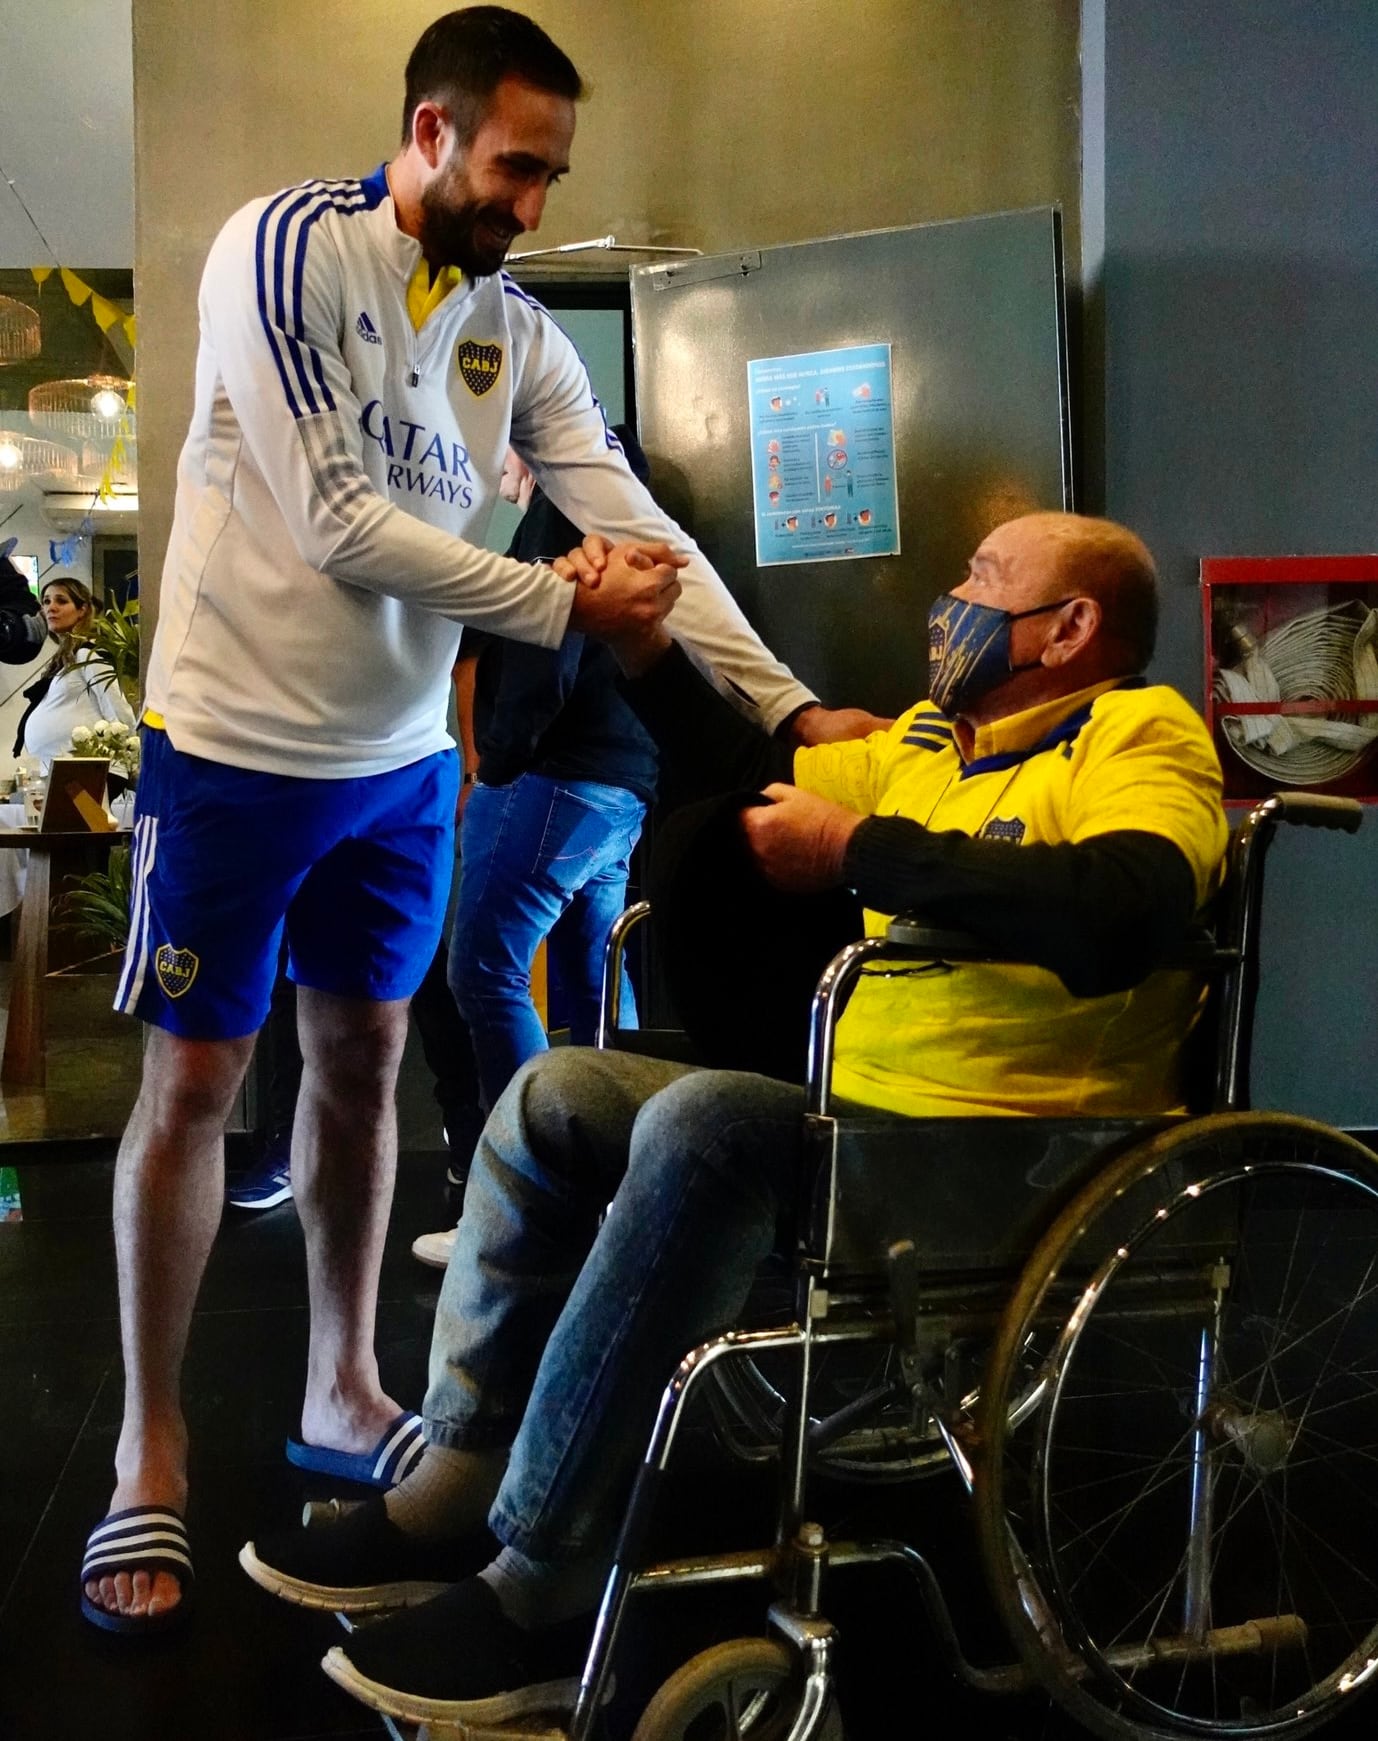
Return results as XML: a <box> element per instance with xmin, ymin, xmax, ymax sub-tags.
<box><xmin>13</xmin><ymin>576</ymin><xmax>135</xmax><ymax>768</ymax></box>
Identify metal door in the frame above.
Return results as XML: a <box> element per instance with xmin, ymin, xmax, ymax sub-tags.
<box><xmin>631</xmin><ymin>209</ymin><xmax>1071</xmax><ymax>716</ymax></box>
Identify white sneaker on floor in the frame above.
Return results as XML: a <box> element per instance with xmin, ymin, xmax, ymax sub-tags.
<box><xmin>411</xmin><ymin>1226</ymin><xmax>458</xmax><ymax>1269</ymax></box>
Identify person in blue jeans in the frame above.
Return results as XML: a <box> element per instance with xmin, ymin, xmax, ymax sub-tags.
<box><xmin>407</xmin><ymin>433</ymin><xmax>660</xmax><ymax>1274</ymax></box>
<box><xmin>409</xmin><ymin>432</ymin><xmax>662</xmax><ymax>1268</ymax></box>
<box><xmin>448</xmin><ymin>431</ymin><xmax>658</xmax><ymax>1106</ymax></box>
<box><xmin>449</xmin><ymin>748</ymin><xmax>645</xmax><ymax>1097</ymax></box>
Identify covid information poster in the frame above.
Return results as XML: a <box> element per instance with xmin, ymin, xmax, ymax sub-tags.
<box><xmin>747</xmin><ymin>343</ymin><xmax>901</xmax><ymax>568</ymax></box>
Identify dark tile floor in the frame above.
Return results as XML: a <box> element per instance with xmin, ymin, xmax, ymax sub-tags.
<box><xmin>1</xmin><ymin>1123</ymin><xmax>1374</xmax><ymax>1741</ymax></box>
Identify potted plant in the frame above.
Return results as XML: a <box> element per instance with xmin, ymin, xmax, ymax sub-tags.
<box><xmin>82</xmin><ymin>595</ymin><xmax>141</xmax><ymax>713</ymax></box>
<box><xmin>53</xmin><ymin>843</ymin><xmax>132</xmax><ymax>966</ymax></box>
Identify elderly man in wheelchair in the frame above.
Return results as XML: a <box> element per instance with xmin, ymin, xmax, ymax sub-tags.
<box><xmin>243</xmin><ymin>511</ymin><xmax>1375</xmax><ymax>1741</ymax></box>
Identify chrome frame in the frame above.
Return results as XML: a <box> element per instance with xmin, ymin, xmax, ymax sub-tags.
<box><xmin>570</xmin><ymin>794</ymin><xmax>1362</xmax><ymax>1738</ymax></box>
<box><xmin>595</xmin><ymin>900</ymin><xmax>651</xmax><ymax>1051</ymax></box>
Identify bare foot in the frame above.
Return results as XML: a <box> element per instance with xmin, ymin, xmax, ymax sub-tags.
<box><xmin>86</xmin><ymin>1562</ymin><xmax>185</xmax><ymax>1622</ymax></box>
<box><xmin>84</xmin><ymin>1467</ymin><xmax>190</xmax><ymax>1621</ymax></box>
<box><xmin>298</xmin><ymin>1386</ymin><xmax>408</xmax><ymax>1457</ymax></box>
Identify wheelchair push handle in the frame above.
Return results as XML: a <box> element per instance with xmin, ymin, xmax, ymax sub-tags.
<box><xmin>1256</xmin><ymin>793</ymin><xmax>1363</xmax><ymax>833</ymax></box>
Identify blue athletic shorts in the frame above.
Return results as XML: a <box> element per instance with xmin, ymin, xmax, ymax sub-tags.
<box><xmin>114</xmin><ymin>729</ymin><xmax>459</xmax><ymax>1039</ymax></box>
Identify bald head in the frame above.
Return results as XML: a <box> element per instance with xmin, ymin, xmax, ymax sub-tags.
<box><xmin>1003</xmin><ymin>512</ymin><xmax>1159</xmax><ymax>673</ymax></box>
<box><xmin>936</xmin><ymin>512</ymin><xmax>1161</xmax><ymax>726</ymax></box>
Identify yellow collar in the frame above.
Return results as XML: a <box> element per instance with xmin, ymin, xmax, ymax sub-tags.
<box><xmin>964</xmin><ymin>678</ymin><xmax>1123</xmax><ymax>767</ymax></box>
<box><xmin>406</xmin><ymin>259</ymin><xmax>464</xmax><ymax>332</ymax></box>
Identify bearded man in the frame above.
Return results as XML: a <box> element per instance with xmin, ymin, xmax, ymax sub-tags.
<box><xmin>82</xmin><ymin>6</ymin><xmax>873</xmax><ymax>1634</ymax></box>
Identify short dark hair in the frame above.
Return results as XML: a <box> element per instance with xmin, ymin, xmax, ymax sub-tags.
<box><xmin>402</xmin><ymin>8</ymin><xmax>585</xmax><ymax>146</ymax></box>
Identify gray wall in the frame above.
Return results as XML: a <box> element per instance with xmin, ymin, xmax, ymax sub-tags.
<box><xmin>1084</xmin><ymin>1</ymin><xmax>1378</xmax><ymax>1124</ymax></box>
<box><xmin>132</xmin><ymin>0</ymin><xmax>1079</xmax><ymax>640</ymax></box>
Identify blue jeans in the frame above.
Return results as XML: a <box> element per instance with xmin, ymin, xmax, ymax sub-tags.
<box><xmin>422</xmin><ymin>1048</ymin><xmax>809</xmax><ymax>1560</ymax></box>
<box><xmin>449</xmin><ymin>775</ymin><xmax>646</xmax><ymax>1110</ymax></box>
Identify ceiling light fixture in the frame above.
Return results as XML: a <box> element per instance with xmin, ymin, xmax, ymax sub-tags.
<box><xmin>90</xmin><ymin>384</ymin><xmax>126</xmax><ymax>421</ymax></box>
<box><xmin>29</xmin><ymin>374</ymin><xmax>134</xmax><ymax>442</ymax></box>
<box><xmin>0</xmin><ymin>296</ymin><xmax>42</xmax><ymax>363</ymax></box>
<box><xmin>0</xmin><ymin>431</ymin><xmax>77</xmax><ymax>491</ymax></box>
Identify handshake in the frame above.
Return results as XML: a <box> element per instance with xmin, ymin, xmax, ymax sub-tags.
<box><xmin>556</xmin><ymin>534</ymin><xmax>685</xmax><ymax>672</ymax></box>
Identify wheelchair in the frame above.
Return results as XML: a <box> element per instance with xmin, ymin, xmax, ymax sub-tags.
<box><xmin>432</xmin><ymin>792</ymin><xmax>1378</xmax><ymax>1741</ymax></box>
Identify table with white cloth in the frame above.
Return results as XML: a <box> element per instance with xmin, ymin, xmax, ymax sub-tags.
<box><xmin>0</xmin><ymin>802</ymin><xmax>28</xmax><ymax>917</ymax></box>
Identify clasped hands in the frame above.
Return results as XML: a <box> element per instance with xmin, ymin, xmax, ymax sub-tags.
<box><xmin>555</xmin><ymin>532</ymin><xmax>680</xmax><ymax>667</ymax></box>
<box><xmin>554</xmin><ymin>532</ymin><xmax>878</xmax><ymax>893</ymax></box>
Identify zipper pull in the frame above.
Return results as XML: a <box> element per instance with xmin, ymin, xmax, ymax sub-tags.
<box><xmin>408</xmin><ymin>366</ymin><xmax>420</xmax><ymax>387</ymax></box>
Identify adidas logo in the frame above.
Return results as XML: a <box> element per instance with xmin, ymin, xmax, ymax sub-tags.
<box><xmin>356</xmin><ymin>311</ymin><xmax>382</xmax><ymax>345</ymax></box>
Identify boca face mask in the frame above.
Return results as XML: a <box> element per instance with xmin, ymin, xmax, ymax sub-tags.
<box><xmin>927</xmin><ymin>592</ymin><xmax>1072</xmax><ymax>716</ymax></box>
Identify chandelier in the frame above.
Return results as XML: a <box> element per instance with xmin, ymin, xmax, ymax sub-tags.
<box><xmin>0</xmin><ymin>430</ymin><xmax>77</xmax><ymax>491</ymax></box>
<box><xmin>28</xmin><ymin>373</ymin><xmax>133</xmax><ymax>442</ymax></box>
<box><xmin>0</xmin><ymin>295</ymin><xmax>41</xmax><ymax>363</ymax></box>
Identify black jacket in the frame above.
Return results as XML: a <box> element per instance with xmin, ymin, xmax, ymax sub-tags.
<box><xmin>0</xmin><ymin>556</ymin><xmax>46</xmax><ymax>666</ymax></box>
<box><xmin>469</xmin><ymin>433</ymin><xmax>660</xmax><ymax>805</ymax></box>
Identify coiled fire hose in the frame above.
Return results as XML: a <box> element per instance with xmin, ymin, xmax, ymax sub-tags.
<box><xmin>1214</xmin><ymin>601</ymin><xmax>1378</xmax><ymax>785</ymax></box>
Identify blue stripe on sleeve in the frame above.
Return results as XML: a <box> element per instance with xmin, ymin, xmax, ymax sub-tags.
<box><xmin>289</xmin><ymin>188</ymin><xmax>364</xmax><ymax>412</ymax></box>
<box><xmin>255</xmin><ymin>176</ymin><xmax>382</xmax><ymax>422</ymax></box>
<box><xmin>255</xmin><ymin>191</ymin><xmax>307</xmax><ymax>419</ymax></box>
<box><xmin>273</xmin><ymin>187</ymin><xmax>327</xmax><ymax>412</ymax></box>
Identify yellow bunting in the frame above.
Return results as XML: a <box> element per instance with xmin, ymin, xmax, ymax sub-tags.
<box><xmin>60</xmin><ymin>268</ymin><xmax>93</xmax><ymax>308</ymax></box>
<box><xmin>96</xmin><ymin>408</ymin><xmax>136</xmax><ymax>502</ymax></box>
<box><xmin>27</xmin><ymin>265</ymin><xmax>136</xmax><ymax>359</ymax></box>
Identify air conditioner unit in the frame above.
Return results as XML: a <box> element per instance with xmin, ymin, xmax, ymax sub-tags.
<box><xmin>40</xmin><ymin>491</ymin><xmax>139</xmax><ymax>535</ymax></box>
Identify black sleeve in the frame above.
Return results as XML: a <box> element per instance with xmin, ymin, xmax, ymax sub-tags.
<box><xmin>0</xmin><ymin>558</ymin><xmax>45</xmax><ymax>665</ymax></box>
<box><xmin>480</xmin><ymin>631</ymin><xmax>583</xmax><ymax>769</ymax></box>
<box><xmin>622</xmin><ymin>639</ymin><xmax>794</xmax><ymax>803</ymax></box>
<box><xmin>843</xmin><ymin>818</ymin><xmax>1200</xmax><ymax>998</ymax></box>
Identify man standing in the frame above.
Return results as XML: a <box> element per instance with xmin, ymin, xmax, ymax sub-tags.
<box><xmin>82</xmin><ymin>7</ymin><xmax>852</xmax><ymax>1633</ymax></box>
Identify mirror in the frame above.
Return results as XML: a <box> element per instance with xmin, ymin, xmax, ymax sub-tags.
<box><xmin>0</xmin><ymin>3</ymin><xmax>137</xmax><ymax>1141</ymax></box>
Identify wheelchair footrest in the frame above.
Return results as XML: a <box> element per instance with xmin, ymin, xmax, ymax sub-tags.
<box><xmin>1099</xmin><ymin>1614</ymin><xmax>1307</xmax><ymax>1673</ymax></box>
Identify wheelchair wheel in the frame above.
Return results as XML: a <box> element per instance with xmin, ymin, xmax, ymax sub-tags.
<box><xmin>630</xmin><ymin>1638</ymin><xmax>844</xmax><ymax>1741</ymax></box>
<box><xmin>977</xmin><ymin>1113</ymin><xmax>1378</xmax><ymax>1741</ymax></box>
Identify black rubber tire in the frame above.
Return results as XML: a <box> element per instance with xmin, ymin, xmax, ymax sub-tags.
<box><xmin>630</xmin><ymin>1636</ymin><xmax>845</xmax><ymax>1741</ymax></box>
<box><xmin>975</xmin><ymin>1114</ymin><xmax>1378</xmax><ymax>1741</ymax></box>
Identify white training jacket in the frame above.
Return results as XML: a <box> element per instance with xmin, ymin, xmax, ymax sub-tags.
<box><xmin>147</xmin><ymin>164</ymin><xmax>815</xmax><ymax>778</ymax></box>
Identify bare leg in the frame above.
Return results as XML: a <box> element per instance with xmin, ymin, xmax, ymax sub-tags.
<box><xmin>294</xmin><ymin>986</ymin><xmax>411</xmax><ymax>1455</ymax></box>
<box><xmin>88</xmin><ymin>1026</ymin><xmax>257</xmax><ymax>1621</ymax></box>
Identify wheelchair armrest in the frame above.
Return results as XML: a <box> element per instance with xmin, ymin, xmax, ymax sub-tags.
<box><xmin>807</xmin><ymin>918</ymin><xmax>1233</xmax><ymax>1114</ymax></box>
<box><xmin>884</xmin><ymin>917</ymin><xmax>1021</xmax><ymax>961</ymax></box>
<box><xmin>883</xmin><ymin>915</ymin><xmax>1230</xmax><ymax>974</ymax></box>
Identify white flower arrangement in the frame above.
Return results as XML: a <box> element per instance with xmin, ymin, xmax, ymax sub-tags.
<box><xmin>67</xmin><ymin>719</ymin><xmax>140</xmax><ymax>780</ymax></box>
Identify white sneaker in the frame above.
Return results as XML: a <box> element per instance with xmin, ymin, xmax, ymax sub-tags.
<box><xmin>411</xmin><ymin>1225</ymin><xmax>458</xmax><ymax>1269</ymax></box>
